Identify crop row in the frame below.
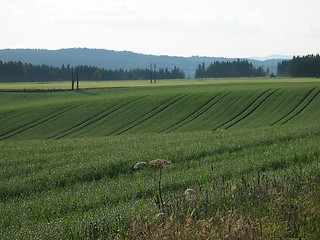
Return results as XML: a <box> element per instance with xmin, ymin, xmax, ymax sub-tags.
<box><xmin>0</xmin><ymin>85</ymin><xmax>319</xmax><ymax>140</ymax></box>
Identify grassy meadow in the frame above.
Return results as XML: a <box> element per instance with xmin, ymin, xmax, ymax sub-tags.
<box><xmin>1</xmin><ymin>78</ymin><xmax>320</xmax><ymax>239</ymax></box>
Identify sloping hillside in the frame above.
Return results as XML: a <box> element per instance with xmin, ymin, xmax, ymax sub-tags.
<box><xmin>1</xmin><ymin>81</ymin><xmax>319</xmax><ymax>141</ymax></box>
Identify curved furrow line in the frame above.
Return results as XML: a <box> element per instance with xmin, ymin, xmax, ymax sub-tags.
<box><xmin>109</xmin><ymin>94</ymin><xmax>189</xmax><ymax>136</ymax></box>
<box><xmin>163</xmin><ymin>92</ymin><xmax>231</xmax><ymax>133</ymax></box>
<box><xmin>271</xmin><ymin>87</ymin><xmax>316</xmax><ymax>126</ymax></box>
<box><xmin>50</xmin><ymin>97</ymin><xmax>145</xmax><ymax>139</ymax></box>
<box><xmin>280</xmin><ymin>88</ymin><xmax>320</xmax><ymax>125</ymax></box>
<box><xmin>212</xmin><ymin>89</ymin><xmax>272</xmax><ymax>131</ymax></box>
<box><xmin>0</xmin><ymin>104</ymin><xmax>82</xmax><ymax>141</ymax></box>
<box><xmin>225</xmin><ymin>89</ymin><xmax>279</xmax><ymax>129</ymax></box>
<box><xmin>162</xmin><ymin>93</ymin><xmax>223</xmax><ymax>133</ymax></box>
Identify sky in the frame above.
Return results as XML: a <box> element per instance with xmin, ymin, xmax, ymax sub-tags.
<box><xmin>1</xmin><ymin>0</ymin><xmax>319</xmax><ymax>58</ymax></box>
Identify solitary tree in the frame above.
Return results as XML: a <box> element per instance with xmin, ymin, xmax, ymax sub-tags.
<box><xmin>76</xmin><ymin>66</ymin><xmax>79</xmax><ymax>89</ymax></box>
<box><xmin>93</xmin><ymin>69</ymin><xmax>102</xmax><ymax>80</ymax></box>
<box><xmin>150</xmin><ymin>63</ymin><xmax>153</xmax><ymax>83</ymax></box>
<box><xmin>153</xmin><ymin>63</ymin><xmax>157</xmax><ymax>83</ymax></box>
<box><xmin>71</xmin><ymin>66</ymin><xmax>79</xmax><ymax>90</ymax></box>
<box><xmin>71</xmin><ymin>68</ymin><xmax>75</xmax><ymax>90</ymax></box>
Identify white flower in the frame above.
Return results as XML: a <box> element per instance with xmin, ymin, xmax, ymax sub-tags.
<box><xmin>134</xmin><ymin>162</ymin><xmax>147</xmax><ymax>169</ymax></box>
<box><xmin>184</xmin><ymin>188</ymin><xmax>197</xmax><ymax>200</ymax></box>
<box><xmin>150</xmin><ymin>159</ymin><xmax>173</xmax><ymax>167</ymax></box>
<box><xmin>154</xmin><ymin>212</ymin><xmax>166</xmax><ymax>220</ymax></box>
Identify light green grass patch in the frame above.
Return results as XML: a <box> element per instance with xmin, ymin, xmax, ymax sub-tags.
<box><xmin>1</xmin><ymin>80</ymin><xmax>319</xmax><ymax>140</ymax></box>
<box><xmin>1</xmin><ymin>77</ymin><xmax>320</xmax><ymax>90</ymax></box>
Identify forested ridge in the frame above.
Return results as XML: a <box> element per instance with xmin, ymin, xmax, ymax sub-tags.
<box><xmin>277</xmin><ymin>54</ymin><xmax>320</xmax><ymax>77</ymax></box>
<box><xmin>0</xmin><ymin>61</ymin><xmax>185</xmax><ymax>82</ymax></box>
<box><xmin>1</xmin><ymin>54</ymin><xmax>320</xmax><ymax>82</ymax></box>
<box><xmin>0</xmin><ymin>48</ymin><xmax>282</xmax><ymax>77</ymax></box>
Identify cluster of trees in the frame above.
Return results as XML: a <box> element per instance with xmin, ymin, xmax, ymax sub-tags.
<box><xmin>277</xmin><ymin>54</ymin><xmax>320</xmax><ymax>77</ymax></box>
<box><xmin>0</xmin><ymin>61</ymin><xmax>185</xmax><ymax>82</ymax></box>
<box><xmin>89</xmin><ymin>66</ymin><xmax>185</xmax><ymax>81</ymax></box>
<box><xmin>195</xmin><ymin>60</ymin><xmax>267</xmax><ymax>78</ymax></box>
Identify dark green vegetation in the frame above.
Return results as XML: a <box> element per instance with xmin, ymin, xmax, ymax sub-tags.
<box><xmin>0</xmin><ymin>61</ymin><xmax>185</xmax><ymax>82</ymax></box>
<box><xmin>195</xmin><ymin>60</ymin><xmax>266</xmax><ymax>78</ymax></box>
<box><xmin>278</xmin><ymin>54</ymin><xmax>320</xmax><ymax>77</ymax></box>
<box><xmin>1</xmin><ymin>79</ymin><xmax>320</xmax><ymax>239</ymax></box>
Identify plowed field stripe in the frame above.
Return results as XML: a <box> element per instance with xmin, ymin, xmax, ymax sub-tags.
<box><xmin>163</xmin><ymin>92</ymin><xmax>230</xmax><ymax>133</ymax></box>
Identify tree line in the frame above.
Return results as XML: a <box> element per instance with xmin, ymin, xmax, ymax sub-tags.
<box><xmin>195</xmin><ymin>59</ymin><xmax>267</xmax><ymax>78</ymax></box>
<box><xmin>0</xmin><ymin>61</ymin><xmax>185</xmax><ymax>82</ymax></box>
<box><xmin>4</xmin><ymin>55</ymin><xmax>319</xmax><ymax>82</ymax></box>
<box><xmin>277</xmin><ymin>54</ymin><xmax>320</xmax><ymax>77</ymax></box>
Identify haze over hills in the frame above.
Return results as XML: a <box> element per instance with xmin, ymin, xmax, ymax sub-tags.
<box><xmin>0</xmin><ymin>48</ymin><xmax>285</xmax><ymax>77</ymax></box>
<box><xmin>248</xmin><ymin>55</ymin><xmax>293</xmax><ymax>61</ymax></box>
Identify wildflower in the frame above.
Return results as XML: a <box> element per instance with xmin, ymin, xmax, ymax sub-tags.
<box><xmin>134</xmin><ymin>162</ymin><xmax>147</xmax><ymax>169</ymax></box>
<box><xmin>154</xmin><ymin>212</ymin><xmax>166</xmax><ymax>221</ymax></box>
<box><xmin>150</xmin><ymin>159</ymin><xmax>173</xmax><ymax>167</ymax></box>
<box><xmin>184</xmin><ymin>188</ymin><xmax>197</xmax><ymax>200</ymax></box>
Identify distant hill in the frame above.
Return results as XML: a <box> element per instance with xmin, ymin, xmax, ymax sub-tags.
<box><xmin>249</xmin><ymin>55</ymin><xmax>293</xmax><ymax>61</ymax></box>
<box><xmin>0</xmin><ymin>48</ymin><xmax>284</xmax><ymax>77</ymax></box>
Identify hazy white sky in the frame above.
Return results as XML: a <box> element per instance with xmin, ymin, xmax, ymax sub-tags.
<box><xmin>1</xmin><ymin>0</ymin><xmax>319</xmax><ymax>58</ymax></box>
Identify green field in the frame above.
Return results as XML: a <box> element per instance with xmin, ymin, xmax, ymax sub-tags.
<box><xmin>1</xmin><ymin>78</ymin><xmax>320</xmax><ymax>239</ymax></box>
<box><xmin>1</xmin><ymin>77</ymin><xmax>320</xmax><ymax>90</ymax></box>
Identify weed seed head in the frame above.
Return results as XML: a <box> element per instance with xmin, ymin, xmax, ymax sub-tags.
<box><xmin>184</xmin><ymin>188</ymin><xmax>197</xmax><ymax>200</ymax></box>
<box><xmin>150</xmin><ymin>159</ymin><xmax>173</xmax><ymax>167</ymax></box>
<box><xmin>134</xmin><ymin>162</ymin><xmax>147</xmax><ymax>169</ymax></box>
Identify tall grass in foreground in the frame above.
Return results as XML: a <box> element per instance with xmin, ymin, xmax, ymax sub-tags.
<box><xmin>0</xmin><ymin>123</ymin><xmax>319</xmax><ymax>239</ymax></box>
<box><xmin>126</xmin><ymin>167</ymin><xmax>320</xmax><ymax>239</ymax></box>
